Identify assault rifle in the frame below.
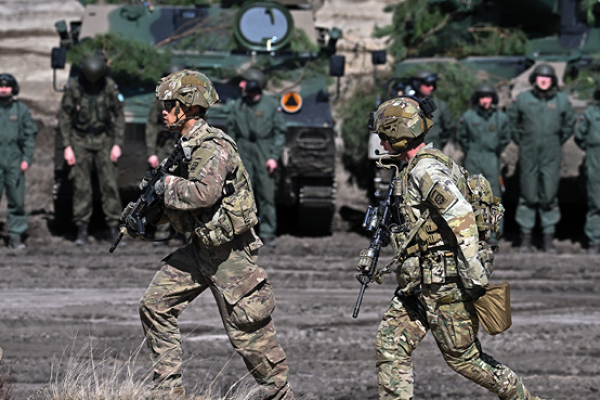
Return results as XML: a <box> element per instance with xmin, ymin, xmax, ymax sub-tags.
<box><xmin>109</xmin><ymin>138</ymin><xmax>187</xmax><ymax>253</ymax></box>
<box><xmin>352</xmin><ymin>174</ymin><xmax>396</xmax><ymax>319</ymax></box>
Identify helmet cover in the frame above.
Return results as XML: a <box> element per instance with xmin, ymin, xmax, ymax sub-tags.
<box><xmin>373</xmin><ymin>97</ymin><xmax>433</xmax><ymax>152</ymax></box>
<box><xmin>156</xmin><ymin>69</ymin><xmax>219</xmax><ymax>109</ymax></box>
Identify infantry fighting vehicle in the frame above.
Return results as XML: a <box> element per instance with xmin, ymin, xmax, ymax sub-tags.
<box><xmin>51</xmin><ymin>0</ymin><xmax>344</xmax><ymax>236</ymax></box>
<box><xmin>352</xmin><ymin>0</ymin><xmax>600</xmax><ymax>236</ymax></box>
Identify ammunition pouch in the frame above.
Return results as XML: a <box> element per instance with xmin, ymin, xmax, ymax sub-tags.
<box><xmin>396</xmin><ymin>257</ymin><xmax>421</xmax><ymax>295</ymax></box>
<box><xmin>195</xmin><ymin>206</ymin><xmax>235</xmax><ymax>247</ymax></box>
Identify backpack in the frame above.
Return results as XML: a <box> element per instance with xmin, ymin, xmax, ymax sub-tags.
<box><xmin>409</xmin><ymin>148</ymin><xmax>504</xmax><ymax>243</ymax></box>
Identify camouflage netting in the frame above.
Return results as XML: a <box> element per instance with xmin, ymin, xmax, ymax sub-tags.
<box><xmin>341</xmin><ymin>63</ymin><xmax>479</xmax><ymax>191</ymax></box>
<box><xmin>67</xmin><ymin>33</ymin><xmax>171</xmax><ymax>90</ymax></box>
<box><xmin>374</xmin><ymin>0</ymin><xmax>528</xmax><ymax>59</ymax></box>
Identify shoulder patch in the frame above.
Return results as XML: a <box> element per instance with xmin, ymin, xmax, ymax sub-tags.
<box><xmin>428</xmin><ymin>182</ymin><xmax>458</xmax><ymax>213</ymax></box>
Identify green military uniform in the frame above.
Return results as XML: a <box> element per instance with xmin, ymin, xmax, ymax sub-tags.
<box><xmin>58</xmin><ymin>76</ymin><xmax>125</xmax><ymax>227</ymax></box>
<box><xmin>457</xmin><ymin>106</ymin><xmax>510</xmax><ymax>198</ymax></box>
<box><xmin>425</xmin><ymin>96</ymin><xmax>454</xmax><ymax>151</ymax></box>
<box><xmin>139</xmin><ymin>118</ymin><xmax>294</xmax><ymax>400</ymax></box>
<box><xmin>575</xmin><ymin>103</ymin><xmax>600</xmax><ymax>246</ymax></box>
<box><xmin>507</xmin><ymin>87</ymin><xmax>576</xmax><ymax>235</ymax></box>
<box><xmin>226</xmin><ymin>95</ymin><xmax>286</xmax><ymax>239</ymax></box>
<box><xmin>145</xmin><ymin>100</ymin><xmax>179</xmax><ymax>240</ymax></box>
<box><xmin>376</xmin><ymin>145</ymin><xmax>537</xmax><ymax>400</ymax></box>
<box><xmin>0</xmin><ymin>99</ymin><xmax>37</xmax><ymax>241</ymax></box>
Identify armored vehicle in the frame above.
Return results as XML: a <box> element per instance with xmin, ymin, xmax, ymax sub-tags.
<box><xmin>51</xmin><ymin>0</ymin><xmax>344</xmax><ymax>236</ymax></box>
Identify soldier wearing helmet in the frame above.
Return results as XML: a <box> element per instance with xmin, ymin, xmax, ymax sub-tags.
<box><xmin>226</xmin><ymin>67</ymin><xmax>287</xmax><ymax>247</ymax></box>
<box><xmin>144</xmin><ymin>63</ymin><xmax>185</xmax><ymax>245</ymax></box>
<box><xmin>456</xmin><ymin>83</ymin><xmax>510</xmax><ymax>239</ymax></box>
<box><xmin>574</xmin><ymin>82</ymin><xmax>600</xmax><ymax>254</ymax></box>
<box><xmin>507</xmin><ymin>63</ymin><xmax>576</xmax><ymax>253</ymax></box>
<box><xmin>136</xmin><ymin>70</ymin><xmax>296</xmax><ymax>400</ymax></box>
<box><xmin>409</xmin><ymin>69</ymin><xmax>455</xmax><ymax>151</ymax></box>
<box><xmin>369</xmin><ymin>96</ymin><xmax>542</xmax><ymax>400</ymax></box>
<box><xmin>0</xmin><ymin>73</ymin><xmax>38</xmax><ymax>249</ymax></box>
<box><xmin>58</xmin><ymin>53</ymin><xmax>125</xmax><ymax>246</ymax></box>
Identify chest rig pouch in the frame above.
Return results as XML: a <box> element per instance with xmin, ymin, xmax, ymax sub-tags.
<box><xmin>183</xmin><ymin>128</ymin><xmax>259</xmax><ymax>247</ymax></box>
<box><xmin>392</xmin><ymin>149</ymin><xmax>504</xmax><ymax>291</ymax></box>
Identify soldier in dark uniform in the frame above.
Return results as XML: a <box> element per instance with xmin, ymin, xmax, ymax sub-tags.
<box><xmin>58</xmin><ymin>54</ymin><xmax>125</xmax><ymax>245</ymax></box>
<box><xmin>0</xmin><ymin>73</ymin><xmax>37</xmax><ymax>249</ymax></box>
<box><xmin>409</xmin><ymin>70</ymin><xmax>455</xmax><ymax>151</ymax></box>
<box><xmin>507</xmin><ymin>64</ymin><xmax>576</xmax><ymax>253</ymax></box>
<box><xmin>226</xmin><ymin>68</ymin><xmax>287</xmax><ymax>247</ymax></box>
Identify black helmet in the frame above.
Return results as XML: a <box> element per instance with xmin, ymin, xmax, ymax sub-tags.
<box><xmin>241</xmin><ymin>67</ymin><xmax>266</xmax><ymax>92</ymax></box>
<box><xmin>81</xmin><ymin>54</ymin><xmax>107</xmax><ymax>82</ymax></box>
<box><xmin>528</xmin><ymin>63</ymin><xmax>558</xmax><ymax>87</ymax></box>
<box><xmin>411</xmin><ymin>69</ymin><xmax>438</xmax><ymax>91</ymax></box>
<box><xmin>471</xmin><ymin>82</ymin><xmax>498</xmax><ymax>105</ymax></box>
<box><xmin>162</xmin><ymin>62</ymin><xmax>184</xmax><ymax>78</ymax></box>
<box><xmin>0</xmin><ymin>73</ymin><xmax>19</xmax><ymax>96</ymax></box>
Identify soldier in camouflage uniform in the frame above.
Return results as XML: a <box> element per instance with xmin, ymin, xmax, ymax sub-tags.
<box><xmin>58</xmin><ymin>54</ymin><xmax>124</xmax><ymax>245</ymax></box>
<box><xmin>133</xmin><ymin>70</ymin><xmax>294</xmax><ymax>400</ymax></box>
<box><xmin>507</xmin><ymin>64</ymin><xmax>576</xmax><ymax>253</ymax></box>
<box><xmin>0</xmin><ymin>74</ymin><xmax>37</xmax><ymax>249</ymax></box>
<box><xmin>367</xmin><ymin>96</ymin><xmax>542</xmax><ymax>400</ymax></box>
<box><xmin>226</xmin><ymin>68</ymin><xmax>287</xmax><ymax>246</ymax></box>
<box><xmin>409</xmin><ymin>70</ymin><xmax>455</xmax><ymax>151</ymax></box>
<box><xmin>574</xmin><ymin>83</ymin><xmax>600</xmax><ymax>254</ymax></box>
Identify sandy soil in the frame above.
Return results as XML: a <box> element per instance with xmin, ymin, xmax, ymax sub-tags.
<box><xmin>0</xmin><ymin>1</ymin><xmax>599</xmax><ymax>400</ymax></box>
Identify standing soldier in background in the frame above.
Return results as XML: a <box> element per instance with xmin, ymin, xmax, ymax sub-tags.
<box><xmin>0</xmin><ymin>73</ymin><xmax>37</xmax><ymax>249</ymax></box>
<box><xmin>369</xmin><ymin>96</ymin><xmax>543</xmax><ymax>400</ymax></box>
<box><xmin>457</xmin><ymin>83</ymin><xmax>511</xmax><ymax>241</ymax></box>
<box><xmin>227</xmin><ymin>68</ymin><xmax>286</xmax><ymax>247</ymax></box>
<box><xmin>58</xmin><ymin>54</ymin><xmax>124</xmax><ymax>246</ymax></box>
<box><xmin>135</xmin><ymin>70</ymin><xmax>295</xmax><ymax>400</ymax></box>
<box><xmin>507</xmin><ymin>64</ymin><xmax>576</xmax><ymax>253</ymax></box>
<box><xmin>574</xmin><ymin>83</ymin><xmax>600</xmax><ymax>254</ymax></box>
<box><xmin>145</xmin><ymin>63</ymin><xmax>184</xmax><ymax>246</ymax></box>
<box><xmin>410</xmin><ymin>70</ymin><xmax>455</xmax><ymax>151</ymax></box>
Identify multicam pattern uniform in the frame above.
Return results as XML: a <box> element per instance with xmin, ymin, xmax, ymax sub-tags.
<box><xmin>139</xmin><ymin>118</ymin><xmax>294</xmax><ymax>400</ymax></box>
<box><xmin>376</xmin><ymin>143</ymin><xmax>538</xmax><ymax>400</ymax></box>
<box><xmin>58</xmin><ymin>76</ymin><xmax>124</xmax><ymax>227</ymax></box>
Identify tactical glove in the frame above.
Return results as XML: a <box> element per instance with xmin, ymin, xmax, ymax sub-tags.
<box><xmin>154</xmin><ymin>175</ymin><xmax>167</xmax><ymax>196</ymax></box>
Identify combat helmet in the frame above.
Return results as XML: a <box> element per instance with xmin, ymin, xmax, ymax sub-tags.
<box><xmin>528</xmin><ymin>63</ymin><xmax>558</xmax><ymax>87</ymax></box>
<box><xmin>0</xmin><ymin>73</ymin><xmax>19</xmax><ymax>96</ymax></box>
<box><xmin>471</xmin><ymin>82</ymin><xmax>498</xmax><ymax>105</ymax></box>
<box><xmin>372</xmin><ymin>96</ymin><xmax>435</xmax><ymax>152</ymax></box>
<box><xmin>411</xmin><ymin>69</ymin><xmax>438</xmax><ymax>92</ymax></box>
<box><xmin>80</xmin><ymin>54</ymin><xmax>107</xmax><ymax>82</ymax></box>
<box><xmin>241</xmin><ymin>67</ymin><xmax>266</xmax><ymax>92</ymax></box>
<box><xmin>156</xmin><ymin>69</ymin><xmax>219</xmax><ymax>130</ymax></box>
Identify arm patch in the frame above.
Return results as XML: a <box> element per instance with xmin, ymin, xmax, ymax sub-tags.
<box><xmin>428</xmin><ymin>182</ymin><xmax>458</xmax><ymax>213</ymax></box>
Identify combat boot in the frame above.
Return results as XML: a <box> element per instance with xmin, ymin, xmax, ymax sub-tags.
<box><xmin>543</xmin><ymin>233</ymin><xmax>557</xmax><ymax>254</ymax></box>
<box><xmin>75</xmin><ymin>224</ymin><xmax>88</xmax><ymax>246</ymax></box>
<box><xmin>8</xmin><ymin>236</ymin><xmax>26</xmax><ymax>249</ymax></box>
<box><xmin>519</xmin><ymin>232</ymin><xmax>532</xmax><ymax>253</ymax></box>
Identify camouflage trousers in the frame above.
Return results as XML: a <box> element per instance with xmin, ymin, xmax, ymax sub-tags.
<box><xmin>139</xmin><ymin>230</ymin><xmax>294</xmax><ymax>400</ymax></box>
<box><xmin>70</xmin><ymin>140</ymin><xmax>122</xmax><ymax>226</ymax></box>
<box><xmin>376</xmin><ymin>283</ymin><xmax>538</xmax><ymax>400</ymax></box>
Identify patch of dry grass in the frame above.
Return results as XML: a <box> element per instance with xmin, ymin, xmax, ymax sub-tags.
<box><xmin>31</xmin><ymin>342</ymin><xmax>260</xmax><ymax>400</ymax></box>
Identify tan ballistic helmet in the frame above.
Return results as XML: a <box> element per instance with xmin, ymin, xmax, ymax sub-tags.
<box><xmin>373</xmin><ymin>97</ymin><xmax>433</xmax><ymax>152</ymax></box>
<box><xmin>156</xmin><ymin>69</ymin><xmax>219</xmax><ymax>109</ymax></box>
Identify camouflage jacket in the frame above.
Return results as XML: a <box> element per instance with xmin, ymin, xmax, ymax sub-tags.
<box><xmin>162</xmin><ymin>119</ymin><xmax>260</xmax><ymax>247</ymax></box>
<box><xmin>395</xmin><ymin>144</ymin><xmax>487</xmax><ymax>290</ymax></box>
<box><xmin>58</xmin><ymin>76</ymin><xmax>125</xmax><ymax>148</ymax></box>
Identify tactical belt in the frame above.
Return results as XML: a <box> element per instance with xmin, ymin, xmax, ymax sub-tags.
<box><xmin>74</xmin><ymin>125</ymin><xmax>107</xmax><ymax>136</ymax></box>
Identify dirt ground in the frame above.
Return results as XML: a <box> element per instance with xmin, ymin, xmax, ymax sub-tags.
<box><xmin>1</xmin><ymin>1</ymin><xmax>599</xmax><ymax>399</ymax></box>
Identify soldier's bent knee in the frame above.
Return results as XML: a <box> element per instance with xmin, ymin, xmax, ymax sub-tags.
<box><xmin>230</xmin><ymin>281</ymin><xmax>275</xmax><ymax>328</ymax></box>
